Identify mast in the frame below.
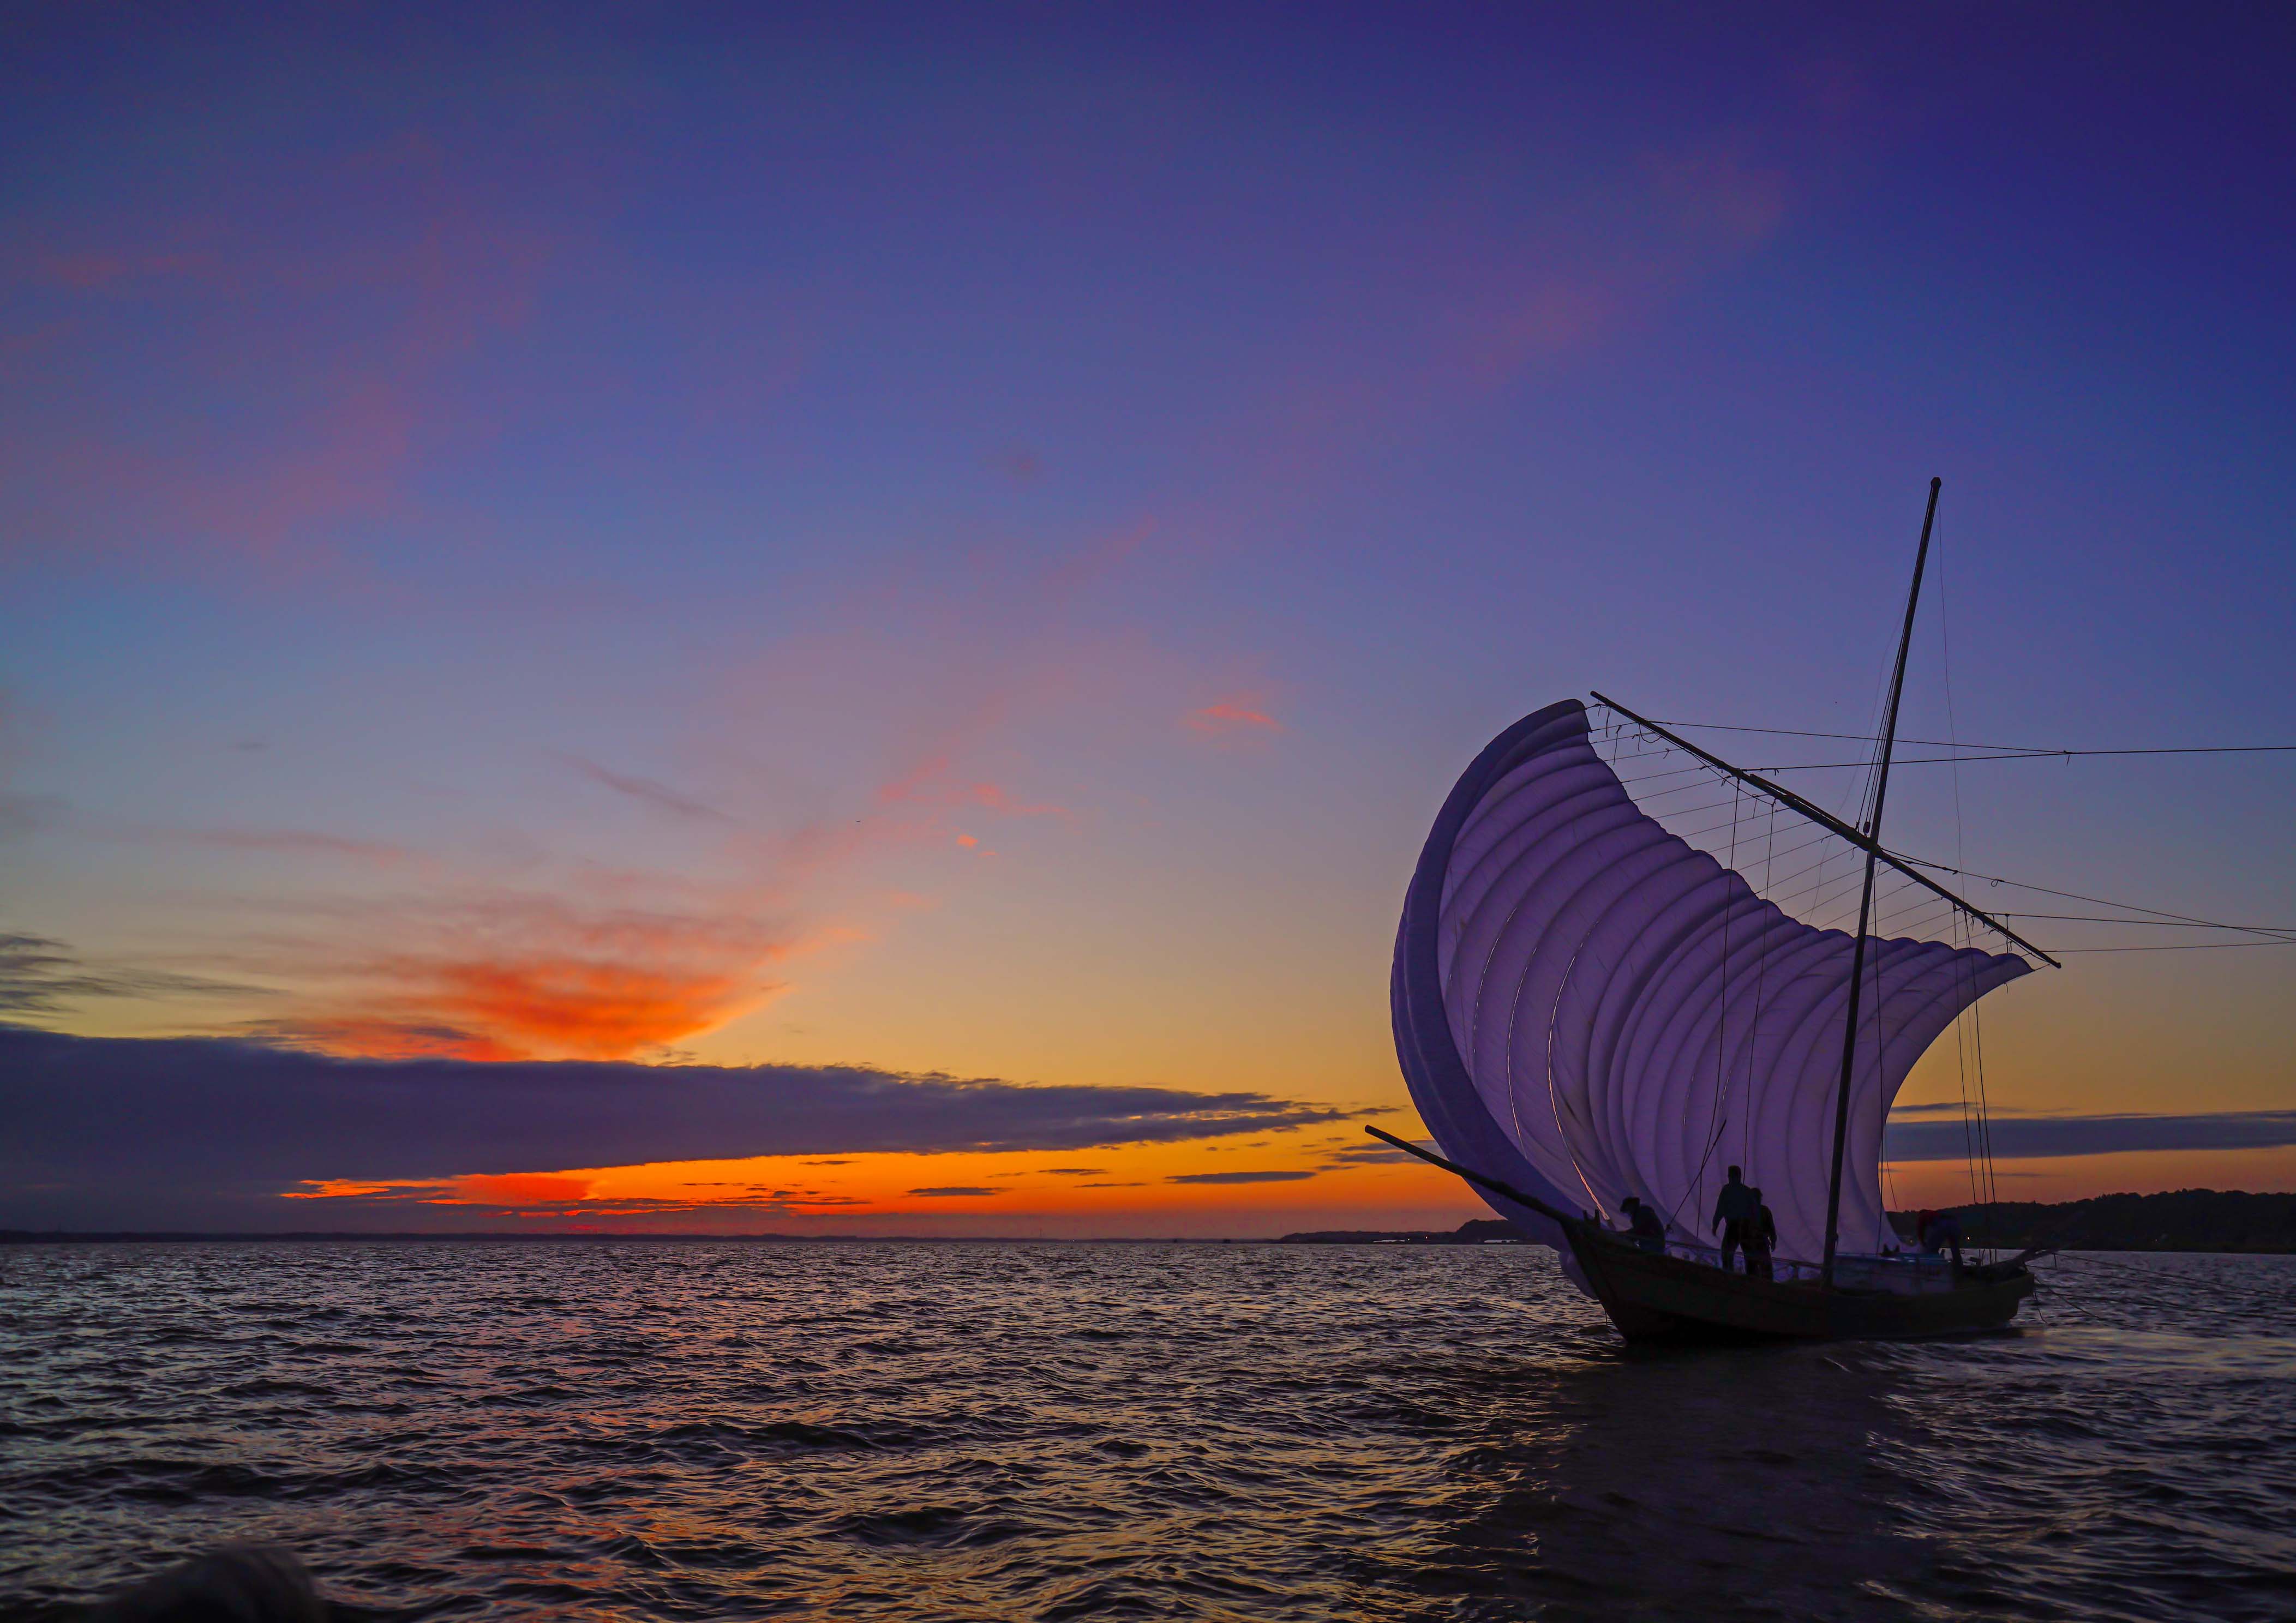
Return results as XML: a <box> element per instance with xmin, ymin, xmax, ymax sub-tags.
<box><xmin>1821</xmin><ymin>477</ymin><xmax>1941</xmax><ymax>1287</ymax></box>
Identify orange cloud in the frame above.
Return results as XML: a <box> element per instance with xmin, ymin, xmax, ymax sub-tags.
<box><xmin>248</xmin><ymin>888</ymin><xmax>803</xmax><ymax>1062</ymax></box>
<box><xmin>279</xmin><ymin>1167</ymin><xmax>872</xmax><ymax>1218</ymax></box>
<box><xmin>266</xmin><ymin>1131</ymin><xmax>1480</xmax><ymax>1236</ymax></box>
<box><xmin>275</xmin><ymin>950</ymin><xmax>777</xmax><ymax>1062</ymax></box>
<box><xmin>279</xmin><ymin>1179</ymin><xmax>405</xmax><ymax>1201</ymax></box>
<box><xmin>413</xmin><ymin>955</ymin><xmax>763</xmax><ymax>1059</ymax></box>
<box><xmin>450</xmin><ymin>1173</ymin><xmax>594</xmax><ymax>1205</ymax></box>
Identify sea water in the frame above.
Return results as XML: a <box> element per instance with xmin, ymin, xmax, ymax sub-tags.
<box><xmin>2</xmin><ymin>1242</ymin><xmax>2289</xmax><ymax>1621</ymax></box>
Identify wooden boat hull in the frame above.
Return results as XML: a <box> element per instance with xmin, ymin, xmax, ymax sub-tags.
<box><xmin>1565</xmin><ymin>1229</ymin><xmax>2034</xmax><ymax>1344</ymax></box>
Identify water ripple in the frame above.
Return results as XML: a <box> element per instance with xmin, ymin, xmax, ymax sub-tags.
<box><xmin>1</xmin><ymin>1243</ymin><xmax>2289</xmax><ymax>1621</ymax></box>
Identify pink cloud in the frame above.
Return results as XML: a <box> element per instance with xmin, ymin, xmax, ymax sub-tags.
<box><xmin>22</xmin><ymin>248</ymin><xmax>221</xmax><ymax>292</ymax></box>
<box><xmin>1643</xmin><ymin>141</ymin><xmax>1790</xmax><ymax>254</ymax></box>
<box><xmin>1185</xmin><ymin>696</ymin><xmax>1284</xmax><ymax>736</ymax></box>
<box><xmin>959</xmin><ymin>780</ymin><xmax>1072</xmax><ymax>819</ymax></box>
<box><xmin>1127</xmin><ymin>128</ymin><xmax>1807</xmax><ymax>556</ymax></box>
<box><xmin>1</xmin><ymin>142</ymin><xmax>559</xmax><ymax>584</ymax></box>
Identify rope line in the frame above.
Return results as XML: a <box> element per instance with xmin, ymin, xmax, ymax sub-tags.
<box><xmin>1644</xmin><ymin>720</ymin><xmax>2296</xmax><ymax>758</ymax></box>
<box><xmin>1592</xmin><ymin>704</ymin><xmax>2280</xmax><ymax>960</ymax></box>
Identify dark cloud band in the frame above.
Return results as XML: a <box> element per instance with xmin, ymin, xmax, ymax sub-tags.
<box><xmin>1885</xmin><ymin>1110</ymin><xmax>2296</xmax><ymax>1162</ymax></box>
<box><xmin>0</xmin><ymin>1026</ymin><xmax>1350</xmax><ymax>1228</ymax></box>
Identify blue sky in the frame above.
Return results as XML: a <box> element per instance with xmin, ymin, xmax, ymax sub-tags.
<box><xmin>3</xmin><ymin>3</ymin><xmax>2291</xmax><ymax>1229</ymax></box>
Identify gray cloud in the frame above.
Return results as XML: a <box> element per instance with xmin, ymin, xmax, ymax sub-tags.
<box><xmin>1885</xmin><ymin>1110</ymin><xmax>2296</xmax><ymax>1162</ymax></box>
<box><xmin>908</xmin><ymin>1186</ymin><xmax>999</xmax><ymax>1198</ymax></box>
<box><xmin>1166</xmin><ymin>1170</ymin><xmax>1318</xmax><ymax>1185</ymax></box>
<box><xmin>559</xmin><ymin>753</ymin><xmax>732</xmax><ymax>822</ymax></box>
<box><xmin>0</xmin><ymin>933</ymin><xmax>264</xmax><ymax>1014</ymax></box>
<box><xmin>0</xmin><ymin>1026</ymin><xmax>1353</xmax><ymax>1229</ymax></box>
<box><xmin>1319</xmin><ymin>1140</ymin><xmax>1426</xmax><ymax>1166</ymax></box>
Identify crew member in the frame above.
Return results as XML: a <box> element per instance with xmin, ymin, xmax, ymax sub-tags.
<box><xmin>1618</xmin><ymin>1196</ymin><xmax>1668</xmax><ymax>1255</ymax></box>
<box><xmin>1712</xmin><ymin>1165</ymin><xmax>1761</xmax><ymax>1271</ymax></box>
<box><xmin>1744</xmin><ymin>1187</ymin><xmax>1779</xmax><ymax>1281</ymax></box>
<box><xmin>1922</xmin><ymin>1208</ymin><xmax>1966</xmax><ymax>1270</ymax></box>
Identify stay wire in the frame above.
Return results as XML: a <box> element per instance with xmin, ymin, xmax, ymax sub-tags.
<box><xmin>1606</xmin><ymin>714</ymin><xmax>2261</xmax><ymax>958</ymax></box>
<box><xmin>1642</xmin><ymin>723</ymin><xmax>2296</xmax><ymax>759</ymax></box>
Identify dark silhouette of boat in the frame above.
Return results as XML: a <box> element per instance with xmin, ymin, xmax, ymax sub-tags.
<box><xmin>1383</xmin><ymin>480</ymin><xmax>2053</xmax><ymax>1343</ymax></box>
<box><xmin>1371</xmin><ymin>1124</ymin><xmax>2039</xmax><ymax>1342</ymax></box>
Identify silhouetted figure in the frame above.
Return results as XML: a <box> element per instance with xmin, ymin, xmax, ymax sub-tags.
<box><xmin>1743</xmin><ymin>1188</ymin><xmax>1779</xmax><ymax>1281</ymax></box>
<box><xmin>1911</xmin><ymin>1209</ymin><xmax>1937</xmax><ymax>1253</ymax></box>
<box><xmin>89</xmin><ymin>1543</ymin><xmax>325</xmax><ymax>1623</ymax></box>
<box><xmin>1619</xmin><ymin>1195</ymin><xmax>1666</xmax><ymax>1255</ymax></box>
<box><xmin>1922</xmin><ymin>1209</ymin><xmax>1966</xmax><ymax>1270</ymax></box>
<box><xmin>1711</xmin><ymin>1164</ymin><xmax>1761</xmax><ymax>1271</ymax></box>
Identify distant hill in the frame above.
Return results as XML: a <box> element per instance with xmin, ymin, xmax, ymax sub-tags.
<box><xmin>1284</xmin><ymin>1192</ymin><xmax>2296</xmax><ymax>1253</ymax></box>
<box><xmin>1279</xmin><ymin>1219</ymin><xmax>1522</xmax><ymax>1244</ymax></box>
<box><xmin>1894</xmin><ymin>1189</ymin><xmax>2296</xmax><ymax>1254</ymax></box>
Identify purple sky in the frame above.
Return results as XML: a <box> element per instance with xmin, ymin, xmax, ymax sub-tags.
<box><xmin>3</xmin><ymin>4</ymin><xmax>2291</xmax><ymax>1229</ymax></box>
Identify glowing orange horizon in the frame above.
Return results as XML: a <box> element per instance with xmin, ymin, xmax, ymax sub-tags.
<box><xmin>273</xmin><ymin>1128</ymin><xmax>2294</xmax><ymax>1235</ymax></box>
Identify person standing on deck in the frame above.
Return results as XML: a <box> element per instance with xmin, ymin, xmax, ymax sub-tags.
<box><xmin>1922</xmin><ymin>1209</ymin><xmax>1967</xmax><ymax>1270</ymax></box>
<box><xmin>1744</xmin><ymin>1188</ymin><xmax>1779</xmax><ymax>1281</ymax></box>
<box><xmin>1712</xmin><ymin>1165</ymin><xmax>1761</xmax><ymax>1271</ymax></box>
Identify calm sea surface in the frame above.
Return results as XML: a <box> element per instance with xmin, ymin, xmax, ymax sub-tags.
<box><xmin>2</xmin><ymin>1242</ymin><xmax>2290</xmax><ymax>1622</ymax></box>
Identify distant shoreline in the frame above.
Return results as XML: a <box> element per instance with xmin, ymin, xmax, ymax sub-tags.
<box><xmin>0</xmin><ymin>1230</ymin><xmax>1240</xmax><ymax>1245</ymax></box>
<box><xmin>1287</xmin><ymin>1189</ymin><xmax>2296</xmax><ymax>1255</ymax></box>
<box><xmin>7</xmin><ymin>1187</ymin><xmax>2293</xmax><ymax>1254</ymax></box>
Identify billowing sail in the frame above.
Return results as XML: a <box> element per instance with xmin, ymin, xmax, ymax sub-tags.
<box><xmin>1391</xmin><ymin>699</ymin><xmax>2030</xmax><ymax>1289</ymax></box>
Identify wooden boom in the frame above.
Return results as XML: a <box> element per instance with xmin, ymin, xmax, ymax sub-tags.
<box><xmin>1363</xmin><ymin>1126</ymin><xmax>1581</xmax><ymax>1229</ymax></box>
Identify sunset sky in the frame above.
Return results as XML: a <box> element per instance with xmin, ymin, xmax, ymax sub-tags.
<box><xmin>4</xmin><ymin>4</ymin><xmax>2292</xmax><ymax>1234</ymax></box>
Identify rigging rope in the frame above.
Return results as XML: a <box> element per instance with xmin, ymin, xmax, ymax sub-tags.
<box><xmin>1707</xmin><ymin>747</ymin><xmax>2296</xmax><ymax>770</ymax></box>
<box><xmin>2052</xmin><ymin>940</ymin><xmax>2296</xmax><ymax>952</ymax></box>
<box><xmin>1594</xmin><ymin>707</ymin><xmax>2283</xmax><ymax>958</ymax></box>
<box><xmin>1641</xmin><ymin>721</ymin><xmax>2296</xmax><ymax>759</ymax></box>
<box><xmin>1934</xmin><ymin>507</ymin><xmax>2000</xmax><ymax>1217</ymax></box>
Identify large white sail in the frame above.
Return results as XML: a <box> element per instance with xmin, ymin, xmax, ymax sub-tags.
<box><xmin>1391</xmin><ymin>699</ymin><xmax>2030</xmax><ymax>1290</ymax></box>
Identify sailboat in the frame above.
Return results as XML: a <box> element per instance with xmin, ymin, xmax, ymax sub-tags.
<box><xmin>1379</xmin><ymin>479</ymin><xmax>2053</xmax><ymax>1341</ymax></box>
